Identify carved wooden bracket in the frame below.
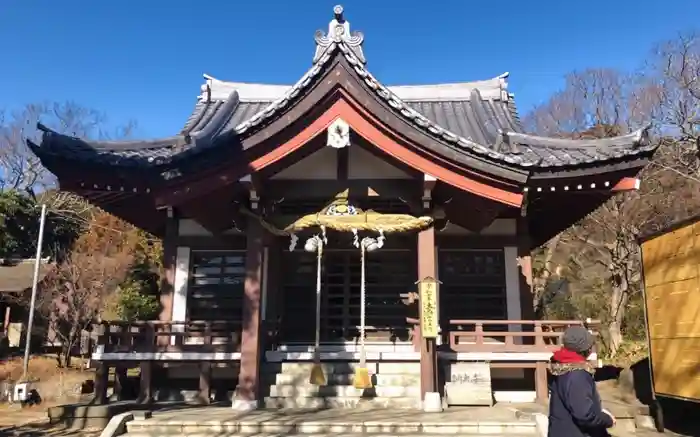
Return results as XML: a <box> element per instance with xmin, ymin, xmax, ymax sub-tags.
<box><xmin>239</xmin><ymin>175</ymin><xmax>261</xmax><ymax>211</ymax></box>
<box><xmin>422</xmin><ymin>174</ymin><xmax>437</xmax><ymax>211</ymax></box>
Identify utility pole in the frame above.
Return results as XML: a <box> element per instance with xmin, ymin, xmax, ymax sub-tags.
<box><xmin>21</xmin><ymin>203</ymin><xmax>47</xmax><ymax>382</ymax></box>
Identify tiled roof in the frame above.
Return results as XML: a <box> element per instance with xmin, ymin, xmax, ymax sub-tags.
<box><xmin>29</xmin><ymin>5</ymin><xmax>656</xmax><ymax>172</ymax></box>
<box><xmin>0</xmin><ymin>259</ymin><xmax>53</xmax><ymax>293</ymax></box>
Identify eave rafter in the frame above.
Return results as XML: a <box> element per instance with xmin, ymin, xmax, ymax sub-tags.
<box><xmin>525</xmin><ymin>175</ymin><xmax>642</xmax><ymax>195</ymax></box>
<box><xmin>526</xmin><ymin>191</ymin><xmax>612</xmax><ymax>248</ymax></box>
<box><xmin>438</xmin><ymin>183</ymin><xmax>512</xmax><ymax>233</ymax></box>
<box><xmin>177</xmin><ymin>182</ymin><xmax>249</xmax><ymax>234</ymax></box>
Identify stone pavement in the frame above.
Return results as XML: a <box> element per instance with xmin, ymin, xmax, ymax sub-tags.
<box><xmin>0</xmin><ymin>402</ymin><xmax>691</xmax><ymax>436</ymax></box>
<box><xmin>122</xmin><ymin>404</ymin><xmax>692</xmax><ymax>436</ymax></box>
<box><xmin>0</xmin><ymin>404</ymin><xmax>100</xmax><ymax>437</ymax></box>
<box><xmin>123</xmin><ymin>404</ymin><xmax>539</xmax><ymax>435</ymax></box>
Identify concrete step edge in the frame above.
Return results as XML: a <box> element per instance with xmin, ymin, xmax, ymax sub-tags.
<box><xmin>276</xmin><ymin>365</ymin><xmax>421</xmax><ymax>374</ymax></box>
<box><xmin>125</xmin><ymin>434</ymin><xmax>538</xmax><ymax>437</ymax></box>
<box><xmin>126</xmin><ymin>421</ymin><xmax>539</xmax><ymax>433</ymax></box>
<box><xmin>272</xmin><ymin>374</ymin><xmax>421</xmax><ymax>384</ymax></box>
<box><xmin>270</xmin><ymin>368</ymin><xmax>422</xmax><ymax>374</ymax></box>
<box><xmin>262</xmin><ymin>396</ymin><xmax>420</xmax><ymax>405</ymax></box>
<box><xmin>268</xmin><ymin>385</ymin><xmax>421</xmax><ymax>398</ymax></box>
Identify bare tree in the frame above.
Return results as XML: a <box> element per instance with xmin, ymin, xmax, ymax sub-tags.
<box><xmin>522</xmin><ymin>62</ymin><xmax>694</xmax><ymax>355</ymax></box>
<box><xmin>643</xmin><ymin>32</ymin><xmax>700</xmax><ymax>184</ymax></box>
<box><xmin>0</xmin><ymin>101</ymin><xmax>137</xmax><ymax>197</ymax></box>
<box><xmin>524</xmin><ymin>68</ymin><xmax>658</xmax><ymax>137</ymax></box>
<box><xmin>524</xmin><ymin>29</ymin><xmax>700</xmax><ymax>356</ymax></box>
<box><xmin>36</xmin><ymin>211</ymin><xmax>141</xmax><ymax>367</ymax></box>
<box><xmin>39</xmin><ymin>249</ymin><xmax>133</xmax><ymax>367</ymax></box>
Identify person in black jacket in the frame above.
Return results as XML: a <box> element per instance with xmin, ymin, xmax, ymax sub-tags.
<box><xmin>548</xmin><ymin>326</ymin><xmax>615</xmax><ymax>437</ymax></box>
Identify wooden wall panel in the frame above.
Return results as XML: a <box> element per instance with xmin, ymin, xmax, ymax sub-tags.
<box><xmin>642</xmin><ymin>228</ymin><xmax>699</xmax><ymax>288</ymax></box>
<box><xmin>642</xmin><ymin>225</ymin><xmax>700</xmax><ymax>400</ymax></box>
<box><xmin>646</xmin><ymin>279</ymin><xmax>700</xmax><ymax>339</ymax></box>
<box><xmin>652</xmin><ymin>337</ymin><xmax>700</xmax><ymax>400</ymax></box>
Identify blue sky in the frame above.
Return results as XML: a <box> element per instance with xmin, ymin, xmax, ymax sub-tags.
<box><xmin>1</xmin><ymin>0</ymin><xmax>697</xmax><ymax>139</ymax></box>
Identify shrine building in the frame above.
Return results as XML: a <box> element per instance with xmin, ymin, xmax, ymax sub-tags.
<box><xmin>28</xmin><ymin>6</ymin><xmax>658</xmax><ymax>409</ymax></box>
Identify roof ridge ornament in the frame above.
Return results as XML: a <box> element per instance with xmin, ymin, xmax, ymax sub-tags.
<box><xmin>314</xmin><ymin>5</ymin><xmax>365</xmax><ymax>65</ymax></box>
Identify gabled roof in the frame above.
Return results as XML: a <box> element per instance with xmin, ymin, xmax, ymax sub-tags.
<box><xmin>29</xmin><ymin>5</ymin><xmax>656</xmax><ymax>176</ymax></box>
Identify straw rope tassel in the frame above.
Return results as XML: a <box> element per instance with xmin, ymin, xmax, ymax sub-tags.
<box><xmin>354</xmin><ymin>241</ymin><xmax>372</xmax><ymax>389</ymax></box>
<box><xmin>309</xmin><ymin>239</ymin><xmax>326</xmax><ymax>386</ymax></box>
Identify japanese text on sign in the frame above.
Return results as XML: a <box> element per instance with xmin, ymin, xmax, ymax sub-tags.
<box><xmin>419</xmin><ymin>277</ymin><xmax>439</xmax><ymax>338</ymax></box>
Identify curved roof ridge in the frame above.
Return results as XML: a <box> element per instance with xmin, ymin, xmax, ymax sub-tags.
<box><xmin>504</xmin><ymin>125</ymin><xmax>652</xmax><ymax>150</ymax></box>
<box><xmin>230</xmin><ymin>46</ymin><xmax>336</xmax><ymax>135</ymax></box>
<box><xmin>193</xmin><ymin>39</ymin><xmax>518</xmax><ymax>165</ymax></box>
<box><xmin>201</xmin><ymin>40</ymin><xmax>525</xmax><ymax>165</ymax></box>
<box><xmin>201</xmin><ymin>76</ymin><xmax>290</xmax><ymax>102</ymax></box>
<box><xmin>201</xmin><ymin>73</ymin><xmax>511</xmax><ymax>103</ymax></box>
<box><xmin>389</xmin><ymin>74</ymin><xmax>510</xmax><ymax>102</ymax></box>
<box><xmin>35</xmin><ymin>123</ymin><xmax>187</xmax><ymax>151</ymax></box>
<box><xmin>190</xmin><ymin>90</ymin><xmax>240</xmax><ymax>145</ymax></box>
<box><xmin>335</xmin><ymin>42</ymin><xmax>514</xmax><ymax>162</ymax></box>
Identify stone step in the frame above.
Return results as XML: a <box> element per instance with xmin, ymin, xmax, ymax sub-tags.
<box><xmin>121</xmin><ymin>430</ymin><xmax>539</xmax><ymax>437</ymax></box>
<box><xmin>126</xmin><ymin>430</ymin><xmax>539</xmax><ymax>437</ymax></box>
<box><xmin>126</xmin><ymin>419</ymin><xmax>538</xmax><ymax>435</ymax></box>
<box><xmin>269</xmin><ymin>384</ymin><xmax>421</xmax><ymax>398</ymax></box>
<box><xmin>274</xmin><ymin>372</ymin><xmax>421</xmax><ymax>386</ymax></box>
<box><xmin>263</xmin><ymin>395</ymin><xmax>420</xmax><ymax>409</ymax></box>
<box><xmin>272</xmin><ymin>361</ymin><xmax>421</xmax><ymax>375</ymax></box>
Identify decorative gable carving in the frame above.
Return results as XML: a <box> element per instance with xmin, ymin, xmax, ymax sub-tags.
<box><xmin>327</xmin><ymin>118</ymin><xmax>351</xmax><ymax>149</ymax></box>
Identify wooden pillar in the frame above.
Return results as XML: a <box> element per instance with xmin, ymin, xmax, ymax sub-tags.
<box><xmin>197</xmin><ymin>322</ymin><xmax>212</xmax><ymax>404</ymax></box>
<box><xmin>418</xmin><ymin>174</ymin><xmax>438</xmax><ymax>401</ymax></box>
<box><xmin>93</xmin><ymin>322</ymin><xmax>109</xmax><ymax>404</ymax></box>
<box><xmin>262</xmin><ymin>238</ymin><xmax>282</xmax><ymax>350</ymax></box>
<box><xmin>138</xmin><ymin>362</ymin><xmax>153</xmax><ymax>403</ymax></box>
<box><xmin>159</xmin><ymin>208</ymin><xmax>178</xmax><ymax>324</ymax></box>
<box><xmin>3</xmin><ymin>305</ymin><xmax>10</xmax><ymax>334</ymax></box>
<box><xmin>518</xmin><ymin>216</ymin><xmax>548</xmax><ymax>402</ymax></box>
<box><xmin>418</xmin><ymin>226</ymin><xmax>437</xmax><ymax>400</ymax></box>
<box><xmin>535</xmin><ymin>361</ymin><xmax>549</xmax><ymax>403</ymax></box>
<box><xmin>114</xmin><ymin>366</ymin><xmax>128</xmax><ymax>400</ymax></box>
<box><xmin>516</xmin><ymin>217</ymin><xmax>535</xmax><ymax>320</ymax></box>
<box><xmin>138</xmin><ymin>325</ymin><xmax>154</xmax><ymax>404</ymax></box>
<box><xmin>235</xmin><ymin>219</ymin><xmax>264</xmax><ymax>405</ymax></box>
<box><xmin>198</xmin><ymin>362</ymin><xmax>212</xmax><ymax>404</ymax></box>
<box><xmin>94</xmin><ymin>362</ymin><xmax>109</xmax><ymax>405</ymax></box>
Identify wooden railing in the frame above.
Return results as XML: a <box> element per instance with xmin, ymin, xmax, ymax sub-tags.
<box><xmin>446</xmin><ymin>320</ymin><xmax>600</xmax><ymax>353</ymax></box>
<box><xmin>95</xmin><ymin>319</ymin><xmax>599</xmax><ymax>355</ymax></box>
<box><xmin>96</xmin><ymin>320</ymin><xmax>243</xmax><ymax>353</ymax></box>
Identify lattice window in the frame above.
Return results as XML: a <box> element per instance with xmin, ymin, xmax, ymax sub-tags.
<box><xmin>280</xmin><ymin>248</ymin><xmax>415</xmax><ymax>343</ymax></box>
<box><xmin>438</xmin><ymin>249</ymin><xmax>507</xmax><ymax>328</ymax></box>
<box><xmin>188</xmin><ymin>251</ymin><xmax>246</xmax><ymax>321</ymax></box>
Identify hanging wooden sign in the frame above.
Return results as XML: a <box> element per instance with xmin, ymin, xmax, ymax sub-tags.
<box><xmin>417</xmin><ymin>276</ymin><xmax>440</xmax><ymax>339</ymax></box>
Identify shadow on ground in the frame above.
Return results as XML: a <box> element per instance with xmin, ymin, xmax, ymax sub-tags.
<box><xmin>0</xmin><ymin>422</ymin><xmax>100</xmax><ymax>437</ymax></box>
<box><xmin>627</xmin><ymin>358</ymin><xmax>700</xmax><ymax>436</ymax></box>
